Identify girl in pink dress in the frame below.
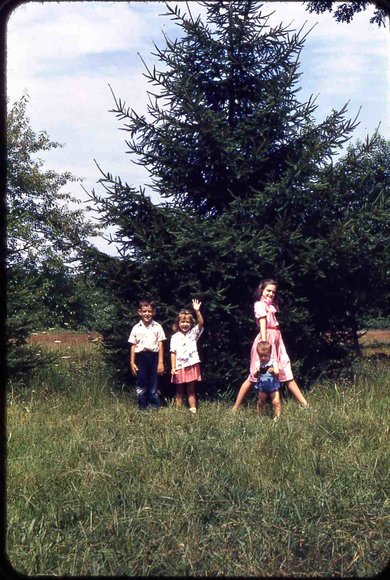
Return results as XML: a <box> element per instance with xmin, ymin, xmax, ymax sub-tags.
<box><xmin>232</xmin><ymin>279</ymin><xmax>309</xmax><ymax>410</ymax></box>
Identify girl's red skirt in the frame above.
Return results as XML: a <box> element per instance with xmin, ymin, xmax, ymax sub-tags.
<box><xmin>171</xmin><ymin>363</ymin><xmax>202</xmax><ymax>384</ymax></box>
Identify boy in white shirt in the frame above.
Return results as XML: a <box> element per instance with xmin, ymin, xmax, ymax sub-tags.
<box><xmin>129</xmin><ymin>299</ymin><xmax>166</xmax><ymax>409</ymax></box>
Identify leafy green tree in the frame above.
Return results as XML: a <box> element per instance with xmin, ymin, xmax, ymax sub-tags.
<box><xmin>19</xmin><ymin>257</ymin><xmax>118</xmax><ymax>332</ymax></box>
<box><xmin>305</xmin><ymin>1</ymin><xmax>389</xmax><ymax>27</ymax></box>
<box><xmin>7</xmin><ymin>94</ymin><xmax>94</xmax><ymax>268</ymax></box>
<box><xmin>6</xmin><ymin>95</ymin><xmax>96</xmax><ymax>381</ymax></box>
<box><xmin>89</xmin><ymin>1</ymin><xmax>389</xmax><ymax>394</ymax></box>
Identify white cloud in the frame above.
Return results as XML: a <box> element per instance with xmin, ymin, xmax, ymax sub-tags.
<box><xmin>5</xmin><ymin>1</ymin><xmax>204</xmax><ymax>81</ymax></box>
<box><xmin>6</xmin><ymin>1</ymin><xmax>390</xmax><ymax>256</ymax></box>
<box><xmin>268</xmin><ymin>2</ymin><xmax>389</xmax><ymax>110</ymax></box>
<box><xmin>8</xmin><ymin>2</ymin><xmax>155</xmax><ymax>72</ymax></box>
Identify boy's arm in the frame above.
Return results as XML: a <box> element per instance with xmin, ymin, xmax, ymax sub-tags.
<box><xmin>130</xmin><ymin>344</ymin><xmax>138</xmax><ymax>376</ymax></box>
<box><xmin>269</xmin><ymin>360</ymin><xmax>279</xmax><ymax>376</ymax></box>
<box><xmin>157</xmin><ymin>340</ymin><xmax>164</xmax><ymax>375</ymax></box>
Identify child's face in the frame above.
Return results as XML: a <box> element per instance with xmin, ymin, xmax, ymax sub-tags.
<box><xmin>139</xmin><ymin>305</ymin><xmax>155</xmax><ymax>326</ymax></box>
<box><xmin>178</xmin><ymin>314</ymin><xmax>192</xmax><ymax>334</ymax></box>
<box><xmin>258</xmin><ymin>350</ymin><xmax>271</xmax><ymax>363</ymax></box>
<box><xmin>262</xmin><ymin>284</ymin><xmax>277</xmax><ymax>302</ymax></box>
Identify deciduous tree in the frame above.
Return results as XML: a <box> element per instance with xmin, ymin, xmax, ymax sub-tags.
<box><xmin>305</xmin><ymin>1</ymin><xmax>389</xmax><ymax>27</ymax></box>
<box><xmin>6</xmin><ymin>95</ymin><xmax>96</xmax><ymax>381</ymax></box>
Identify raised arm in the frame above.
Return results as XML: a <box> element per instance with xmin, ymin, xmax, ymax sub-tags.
<box><xmin>192</xmin><ymin>298</ymin><xmax>204</xmax><ymax>329</ymax></box>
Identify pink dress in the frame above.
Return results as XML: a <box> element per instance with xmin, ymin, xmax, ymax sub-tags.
<box><xmin>247</xmin><ymin>299</ymin><xmax>293</xmax><ymax>383</ymax></box>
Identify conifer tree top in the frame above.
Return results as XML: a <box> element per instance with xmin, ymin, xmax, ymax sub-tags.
<box><xmin>108</xmin><ymin>0</ymin><xmax>357</xmax><ymax>218</ymax></box>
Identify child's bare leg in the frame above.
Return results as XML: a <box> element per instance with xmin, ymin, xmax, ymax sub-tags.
<box><xmin>175</xmin><ymin>384</ymin><xmax>185</xmax><ymax>408</ymax></box>
<box><xmin>186</xmin><ymin>381</ymin><xmax>197</xmax><ymax>411</ymax></box>
<box><xmin>285</xmin><ymin>379</ymin><xmax>308</xmax><ymax>407</ymax></box>
<box><xmin>270</xmin><ymin>391</ymin><xmax>282</xmax><ymax>417</ymax></box>
<box><xmin>257</xmin><ymin>392</ymin><xmax>267</xmax><ymax>415</ymax></box>
<box><xmin>232</xmin><ymin>378</ymin><xmax>253</xmax><ymax>410</ymax></box>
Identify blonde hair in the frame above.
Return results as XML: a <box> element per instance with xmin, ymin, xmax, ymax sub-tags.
<box><xmin>257</xmin><ymin>340</ymin><xmax>272</xmax><ymax>355</ymax></box>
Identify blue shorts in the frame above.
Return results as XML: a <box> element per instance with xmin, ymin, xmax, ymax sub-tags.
<box><xmin>254</xmin><ymin>375</ymin><xmax>280</xmax><ymax>394</ymax></box>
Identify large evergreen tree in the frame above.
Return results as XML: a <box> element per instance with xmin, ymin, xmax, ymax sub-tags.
<box><xmin>89</xmin><ymin>1</ymin><xmax>389</xmax><ymax>394</ymax></box>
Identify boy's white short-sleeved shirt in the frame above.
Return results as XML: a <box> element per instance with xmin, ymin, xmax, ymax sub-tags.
<box><xmin>128</xmin><ymin>320</ymin><xmax>166</xmax><ymax>352</ymax></box>
<box><xmin>170</xmin><ymin>324</ymin><xmax>203</xmax><ymax>369</ymax></box>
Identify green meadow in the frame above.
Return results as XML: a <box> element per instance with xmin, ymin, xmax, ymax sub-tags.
<box><xmin>6</xmin><ymin>339</ymin><xmax>390</xmax><ymax>576</ymax></box>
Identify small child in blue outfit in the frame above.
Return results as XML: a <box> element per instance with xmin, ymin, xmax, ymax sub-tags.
<box><xmin>253</xmin><ymin>341</ymin><xmax>281</xmax><ymax>420</ymax></box>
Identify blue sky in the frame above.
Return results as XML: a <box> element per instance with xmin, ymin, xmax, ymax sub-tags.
<box><xmin>7</xmin><ymin>1</ymin><xmax>390</xmax><ymax>254</ymax></box>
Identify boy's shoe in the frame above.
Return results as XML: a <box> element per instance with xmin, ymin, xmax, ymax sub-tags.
<box><xmin>189</xmin><ymin>407</ymin><xmax>197</xmax><ymax>414</ymax></box>
<box><xmin>273</xmin><ymin>416</ymin><xmax>280</xmax><ymax>422</ymax></box>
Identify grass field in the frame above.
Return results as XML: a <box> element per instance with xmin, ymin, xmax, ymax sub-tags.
<box><xmin>6</xmin><ymin>331</ymin><xmax>390</xmax><ymax>576</ymax></box>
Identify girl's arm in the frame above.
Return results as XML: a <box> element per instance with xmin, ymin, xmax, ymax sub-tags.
<box><xmin>157</xmin><ymin>341</ymin><xmax>164</xmax><ymax>375</ymax></box>
<box><xmin>171</xmin><ymin>352</ymin><xmax>177</xmax><ymax>375</ymax></box>
<box><xmin>192</xmin><ymin>298</ymin><xmax>204</xmax><ymax>329</ymax></box>
<box><xmin>259</xmin><ymin>316</ymin><xmax>267</xmax><ymax>341</ymax></box>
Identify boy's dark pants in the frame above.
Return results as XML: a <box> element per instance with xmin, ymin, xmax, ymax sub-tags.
<box><xmin>135</xmin><ymin>351</ymin><xmax>160</xmax><ymax>409</ymax></box>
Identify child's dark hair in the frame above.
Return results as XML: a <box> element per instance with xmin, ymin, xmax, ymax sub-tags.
<box><xmin>172</xmin><ymin>308</ymin><xmax>195</xmax><ymax>333</ymax></box>
<box><xmin>253</xmin><ymin>278</ymin><xmax>278</xmax><ymax>302</ymax></box>
<box><xmin>138</xmin><ymin>299</ymin><xmax>155</xmax><ymax>310</ymax></box>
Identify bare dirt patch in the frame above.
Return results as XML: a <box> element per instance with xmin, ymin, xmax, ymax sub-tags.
<box><xmin>27</xmin><ymin>329</ymin><xmax>389</xmax><ymax>357</ymax></box>
<box><xmin>360</xmin><ymin>329</ymin><xmax>390</xmax><ymax>344</ymax></box>
<box><xmin>360</xmin><ymin>329</ymin><xmax>390</xmax><ymax>357</ymax></box>
<box><xmin>28</xmin><ymin>331</ymin><xmax>102</xmax><ymax>349</ymax></box>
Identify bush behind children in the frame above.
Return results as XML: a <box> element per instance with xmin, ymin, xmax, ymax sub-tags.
<box><xmin>128</xmin><ymin>281</ymin><xmax>310</xmax><ymax>415</ymax></box>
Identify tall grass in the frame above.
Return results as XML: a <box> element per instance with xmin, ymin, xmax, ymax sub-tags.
<box><xmin>6</xmin><ymin>345</ymin><xmax>390</xmax><ymax>576</ymax></box>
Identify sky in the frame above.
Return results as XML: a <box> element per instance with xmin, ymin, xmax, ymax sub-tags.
<box><xmin>6</xmin><ymin>0</ymin><xmax>390</xmax><ymax>255</ymax></box>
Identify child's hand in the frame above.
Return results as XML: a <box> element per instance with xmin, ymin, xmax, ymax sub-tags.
<box><xmin>171</xmin><ymin>367</ymin><xmax>177</xmax><ymax>376</ymax></box>
<box><xmin>157</xmin><ymin>362</ymin><xmax>164</xmax><ymax>376</ymax></box>
<box><xmin>130</xmin><ymin>362</ymin><xmax>138</xmax><ymax>376</ymax></box>
<box><xmin>192</xmin><ymin>298</ymin><xmax>202</xmax><ymax>311</ymax></box>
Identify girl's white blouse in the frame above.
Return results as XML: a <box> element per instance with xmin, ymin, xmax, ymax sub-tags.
<box><xmin>170</xmin><ymin>324</ymin><xmax>203</xmax><ymax>369</ymax></box>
